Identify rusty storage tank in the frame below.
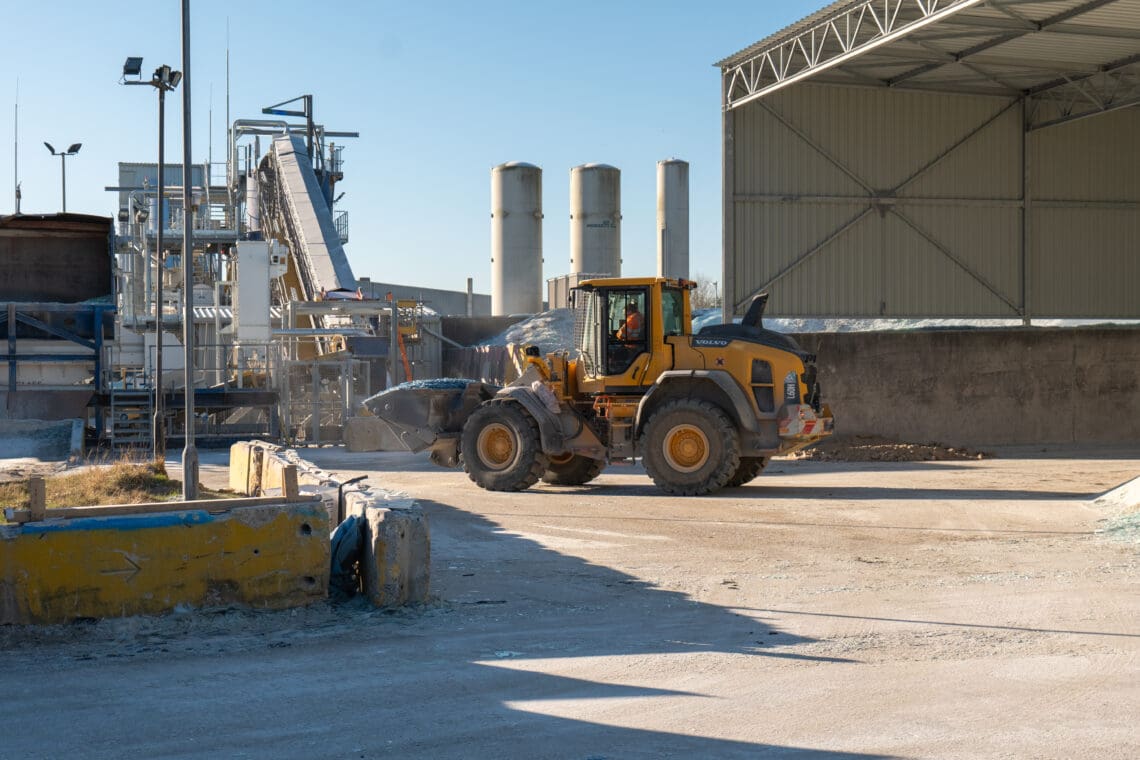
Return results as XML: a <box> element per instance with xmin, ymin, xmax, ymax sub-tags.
<box><xmin>490</xmin><ymin>162</ymin><xmax>544</xmax><ymax>316</ymax></box>
<box><xmin>656</xmin><ymin>158</ymin><xmax>689</xmax><ymax>279</ymax></box>
<box><xmin>569</xmin><ymin>163</ymin><xmax>621</xmax><ymax>277</ymax></box>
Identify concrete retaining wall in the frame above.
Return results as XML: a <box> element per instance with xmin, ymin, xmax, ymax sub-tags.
<box><xmin>357</xmin><ymin>280</ymin><xmax>492</xmax><ymax>318</ymax></box>
<box><xmin>795</xmin><ymin>327</ymin><xmax>1140</xmax><ymax>447</ymax></box>
<box><xmin>440</xmin><ymin>316</ymin><xmax>526</xmax><ymax>347</ymax></box>
<box><xmin>441</xmin><ymin>328</ymin><xmax>1140</xmax><ymax>447</ymax></box>
<box><xmin>0</xmin><ymin>500</ymin><xmax>329</xmax><ymax>625</ymax></box>
<box><xmin>443</xmin><ymin>344</ymin><xmax>521</xmax><ymax>383</ymax></box>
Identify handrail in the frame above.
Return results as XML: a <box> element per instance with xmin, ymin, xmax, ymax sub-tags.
<box><xmin>228</xmin><ymin>119</ymin><xmax>290</xmax><ymax>194</ymax></box>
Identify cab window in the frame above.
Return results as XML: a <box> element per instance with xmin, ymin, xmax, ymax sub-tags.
<box><xmin>577</xmin><ymin>289</ymin><xmax>601</xmax><ymax>376</ymax></box>
<box><xmin>604</xmin><ymin>289</ymin><xmax>647</xmax><ymax>376</ymax></box>
<box><xmin>661</xmin><ymin>288</ymin><xmax>684</xmax><ymax>336</ymax></box>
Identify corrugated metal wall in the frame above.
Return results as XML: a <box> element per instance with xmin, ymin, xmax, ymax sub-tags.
<box><xmin>726</xmin><ymin>82</ymin><xmax>1139</xmax><ymax>318</ymax></box>
<box><xmin>1028</xmin><ymin>107</ymin><xmax>1139</xmax><ymax>317</ymax></box>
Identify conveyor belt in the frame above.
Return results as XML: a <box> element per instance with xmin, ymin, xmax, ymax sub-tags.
<box><xmin>267</xmin><ymin>134</ymin><xmax>356</xmax><ymax>295</ymax></box>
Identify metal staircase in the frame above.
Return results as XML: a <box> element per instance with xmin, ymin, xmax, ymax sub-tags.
<box><xmin>108</xmin><ymin>387</ymin><xmax>154</xmax><ymax>452</ymax></box>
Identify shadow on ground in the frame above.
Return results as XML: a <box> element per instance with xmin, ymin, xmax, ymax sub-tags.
<box><xmin>0</xmin><ymin>476</ymin><xmax>893</xmax><ymax>759</ymax></box>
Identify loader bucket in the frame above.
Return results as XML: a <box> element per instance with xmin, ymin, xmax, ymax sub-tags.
<box><xmin>361</xmin><ymin>379</ymin><xmax>500</xmax><ymax>453</ymax></box>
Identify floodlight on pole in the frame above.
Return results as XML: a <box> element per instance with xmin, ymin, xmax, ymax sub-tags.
<box><xmin>43</xmin><ymin>141</ymin><xmax>81</xmax><ymax>212</ymax></box>
<box><xmin>122</xmin><ymin>55</ymin><xmax>182</xmax><ymax>460</ymax></box>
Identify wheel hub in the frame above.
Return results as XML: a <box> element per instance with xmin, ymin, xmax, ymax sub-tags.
<box><xmin>663</xmin><ymin>424</ymin><xmax>710</xmax><ymax>473</ymax></box>
<box><xmin>476</xmin><ymin>423</ymin><xmax>516</xmax><ymax>471</ymax></box>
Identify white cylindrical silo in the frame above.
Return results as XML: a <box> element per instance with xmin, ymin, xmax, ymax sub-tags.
<box><xmin>569</xmin><ymin>164</ymin><xmax>621</xmax><ymax>277</ymax></box>
<box><xmin>657</xmin><ymin>159</ymin><xmax>689</xmax><ymax>280</ymax></box>
<box><xmin>491</xmin><ymin>162</ymin><xmax>543</xmax><ymax>316</ymax></box>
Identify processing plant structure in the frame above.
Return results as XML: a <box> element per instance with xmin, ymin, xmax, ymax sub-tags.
<box><xmin>2</xmin><ymin>98</ymin><xmax>443</xmax><ymax>452</ymax></box>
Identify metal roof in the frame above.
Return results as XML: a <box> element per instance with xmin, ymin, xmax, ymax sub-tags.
<box><xmin>719</xmin><ymin>0</ymin><xmax>1140</xmax><ymax>129</ymax></box>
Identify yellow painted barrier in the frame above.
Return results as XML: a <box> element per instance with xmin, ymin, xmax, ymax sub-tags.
<box><xmin>226</xmin><ymin>441</ymin><xmax>431</xmax><ymax>608</ymax></box>
<box><xmin>0</xmin><ymin>501</ymin><xmax>329</xmax><ymax>625</ymax></box>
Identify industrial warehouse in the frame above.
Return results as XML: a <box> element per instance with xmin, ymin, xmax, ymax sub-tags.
<box><xmin>1</xmin><ymin>1</ymin><xmax>1138</xmax><ymax>758</ymax></box>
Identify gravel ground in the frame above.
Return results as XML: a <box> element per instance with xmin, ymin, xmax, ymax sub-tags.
<box><xmin>1</xmin><ymin>446</ymin><xmax>1137</xmax><ymax>759</ymax></box>
<box><xmin>794</xmin><ymin>434</ymin><xmax>991</xmax><ymax>462</ymax></box>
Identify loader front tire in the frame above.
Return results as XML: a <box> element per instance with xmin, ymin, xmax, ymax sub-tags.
<box><xmin>462</xmin><ymin>402</ymin><xmax>547</xmax><ymax>492</ymax></box>
<box><xmin>725</xmin><ymin>457</ymin><xmax>769</xmax><ymax>488</ymax></box>
<box><xmin>641</xmin><ymin>399</ymin><xmax>740</xmax><ymax>496</ymax></box>
<box><xmin>541</xmin><ymin>454</ymin><xmax>604</xmax><ymax>486</ymax></box>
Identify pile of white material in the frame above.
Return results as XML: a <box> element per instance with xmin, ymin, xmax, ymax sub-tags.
<box><xmin>479</xmin><ymin>309</ymin><xmax>577</xmax><ymax>350</ymax></box>
<box><xmin>695</xmin><ymin>309</ymin><xmax>1139</xmax><ymax>334</ymax></box>
<box><xmin>1096</xmin><ymin>476</ymin><xmax>1140</xmax><ymax>514</ymax></box>
<box><xmin>1095</xmin><ymin>475</ymin><xmax>1140</xmax><ymax>544</ymax></box>
<box><xmin>478</xmin><ymin>308</ymin><xmax>1139</xmax><ymax>349</ymax></box>
<box><xmin>1089</xmin><ymin>476</ymin><xmax>1135</xmax><ymax>540</ymax></box>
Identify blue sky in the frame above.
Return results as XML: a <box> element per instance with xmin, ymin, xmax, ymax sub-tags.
<box><xmin>0</xmin><ymin>1</ymin><xmax>818</xmax><ymax>295</ymax></box>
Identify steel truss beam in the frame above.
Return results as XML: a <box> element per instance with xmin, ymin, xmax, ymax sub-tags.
<box><xmin>722</xmin><ymin>0</ymin><xmax>988</xmax><ymax>109</ymax></box>
<box><xmin>722</xmin><ymin>0</ymin><xmax>1140</xmax><ymax>126</ymax></box>
<box><xmin>1026</xmin><ymin>54</ymin><xmax>1140</xmax><ymax>129</ymax></box>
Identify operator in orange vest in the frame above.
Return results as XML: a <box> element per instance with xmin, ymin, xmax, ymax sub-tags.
<box><xmin>616</xmin><ymin>301</ymin><xmax>644</xmax><ymax>341</ymax></box>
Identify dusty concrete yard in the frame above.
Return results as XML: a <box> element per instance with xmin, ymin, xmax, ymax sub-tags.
<box><xmin>2</xmin><ymin>447</ymin><xmax>1137</xmax><ymax>759</ymax></box>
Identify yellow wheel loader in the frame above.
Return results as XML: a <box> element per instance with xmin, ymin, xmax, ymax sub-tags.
<box><xmin>365</xmin><ymin>277</ymin><xmax>833</xmax><ymax>496</ymax></box>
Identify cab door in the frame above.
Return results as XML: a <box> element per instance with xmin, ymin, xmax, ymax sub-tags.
<box><xmin>574</xmin><ymin>286</ymin><xmax>649</xmax><ymax>394</ymax></box>
<box><xmin>601</xmin><ymin>288</ymin><xmax>649</xmax><ymax>377</ymax></box>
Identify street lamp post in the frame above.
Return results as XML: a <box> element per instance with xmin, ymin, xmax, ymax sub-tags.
<box><xmin>43</xmin><ymin>142</ymin><xmax>81</xmax><ymax>212</ymax></box>
<box><xmin>123</xmin><ymin>57</ymin><xmax>182</xmax><ymax>461</ymax></box>
<box><xmin>180</xmin><ymin>0</ymin><xmax>198</xmax><ymax>500</ymax></box>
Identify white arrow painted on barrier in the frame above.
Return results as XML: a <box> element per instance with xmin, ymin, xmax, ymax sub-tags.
<box><xmin>100</xmin><ymin>552</ymin><xmax>142</xmax><ymax>582</ymax></box>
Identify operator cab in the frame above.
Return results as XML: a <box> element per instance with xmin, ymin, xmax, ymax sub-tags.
<box><xmin>571</xmin><ymin>277</ymin><xmax>693</xmax><ymax>392</ymax></box>
<box><xmin>573</xmin><ymin>284</ymin><xmax>649</xmax><ymax>381</ymax></box>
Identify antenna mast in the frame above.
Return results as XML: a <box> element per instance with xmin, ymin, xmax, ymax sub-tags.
<box><xmin>225</xmin><ymin>19</ymin><xmax>231</xmax><ymax>208</ymax></box>
<box><xmin>13</xmin><ymin>77</ymin><xmax>18</xmax><ymax>213</ymax></box>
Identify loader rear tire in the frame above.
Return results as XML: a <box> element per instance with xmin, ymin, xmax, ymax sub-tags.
<box><xmin>462</xmin><ymin>402</ymin><xmax>547</xmax><ymax>492</ymax></box>
<box><xmin>641</xmin><ymin>399</ymin><xmax>740</xmax><ymax>496</ymax></box>
<box><xmin>725</xmin><ymin>457</ymin><xmax>769</xmax><ymax>488</ymax></box>
<box><xmin>541</xmin><ymin>454</ymin><xmax>604</xmax><ymax>486</ymax></box>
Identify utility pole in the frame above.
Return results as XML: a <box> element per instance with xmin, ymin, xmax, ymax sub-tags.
<box><xmin>13</xmin><ymin>78</ymin><xmax>18</xmax><ymax>213</ymax></box>
<box><xmin>181</xmin><ymin>0</ymin><xmax>198</xmax><ymax>499</ymax></box>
